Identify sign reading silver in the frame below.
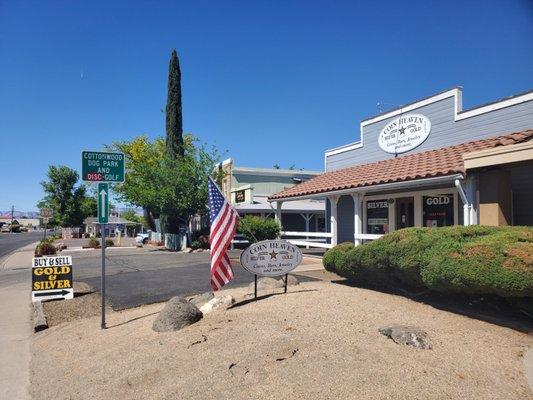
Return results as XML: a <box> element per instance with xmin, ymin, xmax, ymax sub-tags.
<box><xmin>378</xmin><ymin>114</ymin><xmax>431</xmax><ymax>154</ymax></box>
<box><xmin>240</xmin><ymin>240</ymin><xmax>302</xmax><ymax>277</ymax></box>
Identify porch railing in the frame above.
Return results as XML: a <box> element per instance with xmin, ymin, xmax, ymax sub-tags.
<box><xmin>281</xmin><ymin>231</ymin><xmax>333</xmax><ymax>249</ymax></box>
<box><xmin>230</xmin><ymin>231</ymin><xmax>384</xmax><ymax>250</ymax></box>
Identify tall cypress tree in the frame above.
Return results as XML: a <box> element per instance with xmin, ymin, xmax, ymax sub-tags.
<box><xmin>166</xmin><ymin>50</ymin><xmax>184</xmax><ymax>157</ymax></box>
<box><xmin>161</xmin><ymin>50</ymin><xmax>184</xmax><ymax>235</ymax></box>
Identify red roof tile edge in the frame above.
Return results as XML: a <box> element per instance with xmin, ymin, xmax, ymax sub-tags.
<box><xmin>269</xmin><ymin>129</ymin><xmax>533</xmax><ymax>200</ymax></box>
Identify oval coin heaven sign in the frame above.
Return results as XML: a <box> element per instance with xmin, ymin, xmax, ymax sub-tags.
<box><xmin>378</xmin><ymin>113</ymin><xmax>431</xmax><ymax>154</ymax></box>
<box><xmin>240</xmin><ymin>240</ymin><xmax>302</xmax><ymax>277</ymax></box>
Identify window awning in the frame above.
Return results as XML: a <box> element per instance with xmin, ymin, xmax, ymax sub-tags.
<box><xmin>268</xmin><ymin>130</ymin><xmax>533</xmax><ymax>201</ymax></box>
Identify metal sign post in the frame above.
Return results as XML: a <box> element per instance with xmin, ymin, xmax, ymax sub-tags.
<box><xmin>82</xmin><ymin>150</ymin><xmax>124</xmax><ymax>330</ymax></box>
<box><xmin>97</xmin><ymin>183</ymin><xmax>109</xmax><ymax>330</ymax></box>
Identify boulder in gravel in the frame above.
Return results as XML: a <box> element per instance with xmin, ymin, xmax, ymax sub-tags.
<box><xmin>200</xmin><ymin>295</ymin><xmax>235</xmax><ymax>314</ymax></box>
<box><xmin>152</xmin><ymin>296</ymin><xmax>203</xmax><ymax>332</ymax></box>
<box><xmin>378</xmin><ymin>325</ymin><xmax>432</xmax><ymax>350</ymax></box>
<box><xmin>281</xmin><ymin>275</ymin><xmax>299</xmax><ymax>286</ymax></box>
<box><xmin>189</xmin><ymin>292</ymin><xmax>214</xmax><ymax>308</ymax></box>
<box><xmin>249</xmin><ymin>277</ymin><xmax>284</xmax><ymax>291</ymax></box>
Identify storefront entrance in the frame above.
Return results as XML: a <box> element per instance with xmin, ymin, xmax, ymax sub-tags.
<box><xmin>396</xmin><ymin>197</ymin><xmax>414</xmax><ymax>229</ymax></box>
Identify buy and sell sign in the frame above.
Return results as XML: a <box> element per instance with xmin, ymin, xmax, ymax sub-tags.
<box><xmin>32</xmin><ymin>256</ymin><xmax>74</xmax><ymax>301</ymax></box>
<box><xmin>82</xmin><ymin>151</ymin><xmax>125</xmax><ymax>182</ymax></box>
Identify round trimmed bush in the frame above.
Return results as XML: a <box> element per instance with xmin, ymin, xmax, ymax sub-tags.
<box><xmin>324</xmin><ymin>226</ymin><xmax>533</xmax><ymax>298</ymax></box>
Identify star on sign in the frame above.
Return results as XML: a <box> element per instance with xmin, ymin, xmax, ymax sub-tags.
<box><xmin>269</xmin><ymin>250</ymin><xmax>278</xmax><ymax>260</ymax></box>
<box><xmin>398</xmin><ymin>126</ymin><xmax>406</xmax><ymax>135</ymax></box>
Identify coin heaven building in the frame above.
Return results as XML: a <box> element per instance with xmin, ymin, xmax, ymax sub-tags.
<box><xmin>269</xmin><ymin>87</ymin><xmax>533</xmax><ymax>247</ymax></box>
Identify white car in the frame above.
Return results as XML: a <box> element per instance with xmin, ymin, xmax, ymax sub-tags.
<box><xmin>135</xmin><ymin>232</ymin><xmax>150</xmax><ymax>245</ymax></box>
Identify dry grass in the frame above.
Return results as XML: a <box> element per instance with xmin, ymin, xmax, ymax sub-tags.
<box><xmin>31</xmin><ymin>281</ymin><xmax>533</xmax><ymax>400</ymax></box>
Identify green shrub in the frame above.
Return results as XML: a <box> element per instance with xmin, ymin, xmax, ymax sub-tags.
<box><xmin>238</xmin><ymin>215</ymin><xmax>280</xmax><ymax>244</ymax></box>
<box><xmin>105</xmin><ymin>239</ymin><xmax>114</xmax><ymax>247</ymax></box>
<box><xmin>323</xmin><ymin>242</ymin><xmax>355</xmax><ymax>272</ymax></box>
<box><xmin>88</xmin><ymin>237</ymin><xmax>100</xmax><ymax>248</ymax></box>
<box><xmin>34</xmin><ymin>238</ymin><xmax>57</xmax><ymax>257</ymax></box>
<box><xmin>325</xmin><ymin>226</ymin><xmax>533</xmax><ymax>298</ymax></box>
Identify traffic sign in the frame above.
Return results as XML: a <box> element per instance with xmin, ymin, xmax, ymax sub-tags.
<box><xmin>82</xmin><ymin>151</ymin><xmax>125</xmax><ymax>182</ymax></box>
<box><xmin>32</xmin><ymin>256</ymin><xmax>74</xmax><ymax>301</ymax></box>
<box><xmin>40</xmin><ymin>208</ymin><xmax>53</xmax><ymax>219</ymax></box>
<box><xmin>98</xmin><ymin>183</ymin><xmax>109</xmax><ymax>224</ymax></box>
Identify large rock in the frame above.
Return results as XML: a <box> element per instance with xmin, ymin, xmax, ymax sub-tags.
<box><xmin>281</xmin><ymin>275</ymin><xmax>299</xmax><ymax>286</ymax></box>
<box><xmin>199</xmin><ymin>295</ymin><xmax>235</xmax><ymax>314</ymax></box>
<box><xmin>378</xmin><ymin>325</ymin><xmax>432</xmax><ymax>350</ymax></box>
<box><xmin>152</xmin><ymin>297</ymin><xmax>202</xmax><ymax>332</ymax></box>
<box><xmin>249</xmin><ymin>277</ymin><xmax>284</xmax><ymax>291</ymax></box>
<box><xmin>189</xmin><ymin>292</ymin><xmax>214</xmax><ymax>308</ymax></box>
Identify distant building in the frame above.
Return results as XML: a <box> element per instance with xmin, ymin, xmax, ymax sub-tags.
<box><xmin>218</xmin><ymin>159</ymin><xmax>326</xmax><ymax>233</ymax></box>
<box><xmin>84</xmin><ymin>216</ymin><xmax>142</xmax><ymax>237</ymax></box>
<box><xmin>0</xmin><ymin>218</ymin><xmax>40</xmax><ymax>229</ymax></box>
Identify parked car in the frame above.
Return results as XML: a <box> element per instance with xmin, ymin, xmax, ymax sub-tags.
<box><xmin>135</xmin><ymin>232</ymin><xmax>150</xmax><ymax>245</ymax></box>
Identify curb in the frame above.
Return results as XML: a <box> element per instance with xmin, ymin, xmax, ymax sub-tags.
<box><xmin>32</xmin><ymin>301</ymin><xmax>48</xmax><ymax>332</ymax></box>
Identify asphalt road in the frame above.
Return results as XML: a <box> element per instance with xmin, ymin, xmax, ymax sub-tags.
<box><xmin>0</xmin><ymin>231</ymin><xmax>43</xmax><ymax>260</ymax></box>
<box><xmin>67</xmin><ymin>247</ymin><xmax>315</xmax><ymax>310</ymax></box>
<box><xmin>0</xmin><ymin>244</ymin><xmax>316</xmax><ymax>310</ymax></box>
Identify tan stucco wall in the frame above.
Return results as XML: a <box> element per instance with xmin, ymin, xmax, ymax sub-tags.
<box><xmin>478</xmin><ymin>169</ymin><xmax>512</xmax><ymax>226</ymax></box>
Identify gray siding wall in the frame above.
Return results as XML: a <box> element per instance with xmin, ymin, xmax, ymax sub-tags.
<box><xmin>337</xmin><ymin>195</ymin><xmax>354</xmax><ymax>243</ymax></box>
<box><xmin>327</xmin><ymin>96</ymin><xmax>533</xmax><ymax>171</ymax></box>
<box><xmin>232</xmin><ymin>173</ymin><xmax>317</xmax><ymax>195</ymax></box>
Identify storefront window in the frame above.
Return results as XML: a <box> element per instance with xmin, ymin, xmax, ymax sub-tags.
<box><xmin>423</xmin><ymin>194</ymin><xmax>454</xmax><ymax>227</ymax></box>
<box><xmin>366</xmin><ymin>199</ymin><xmax>389</xmax><ymax>234</ymax></box>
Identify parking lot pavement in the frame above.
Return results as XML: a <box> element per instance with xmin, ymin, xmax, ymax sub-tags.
<box><xmin>69</xmin><ymin>247</ymin><xmax>317</xmax><ymax>310</ymax></box>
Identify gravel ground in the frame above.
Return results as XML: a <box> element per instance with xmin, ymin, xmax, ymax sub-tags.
<box><xmin>31</xmin><ymin>281</ymin><xmax>533</xmax><ymax>400</ymax></box>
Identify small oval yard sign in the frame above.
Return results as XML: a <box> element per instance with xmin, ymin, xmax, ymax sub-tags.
<box><xmin>378</xmin><ymin>113</ymin><xmax>431</xmax><ymax>154</ymax></box>
<box><xmin>240</xmin><ymin>240</ymin><xmax>302</xmax><ymax>277</ymax></box>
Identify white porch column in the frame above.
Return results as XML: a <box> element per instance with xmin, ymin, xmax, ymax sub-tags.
<box><xmin>300</xmin><ymin>213</ymin><xmax>313</xmax><ymax>249</ymax></box>
<box><xmin>275</xmin><ymin>201</ymin><xmax>283</xmax><ymax>236</ymax></box>
<box><xmin>328</xmin><ymin>196</ymin><xmax>339</xmax><ymax>246</ymax></box>
<box><xmin>351</xmin><ymin>193</ymin><xmax>362</xmax><ymax>245</ymax></box>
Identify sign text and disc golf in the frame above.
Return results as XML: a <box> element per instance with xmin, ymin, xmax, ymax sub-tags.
<box><xmin>82</xmin><ymin>151</ymin><xmax>125</xmax><ymax>182</ymax></box>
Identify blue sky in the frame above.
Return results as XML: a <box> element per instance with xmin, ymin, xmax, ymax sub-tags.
<box><xmin>1</xmin><ymin>0</ymin><xmax>532</xmax><ymax>211</ymax></box>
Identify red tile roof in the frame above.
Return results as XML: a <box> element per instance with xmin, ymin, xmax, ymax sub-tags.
<box><xmin>269</xmin><ymin>130</ymin><xmax>533</xmax><ymax>200</ymax></box>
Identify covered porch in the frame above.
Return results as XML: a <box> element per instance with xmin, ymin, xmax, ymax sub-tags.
<box><xmin>267</xmin><ymin>131</ymin><xmax>533</xmax><ymax>249</ymax></box>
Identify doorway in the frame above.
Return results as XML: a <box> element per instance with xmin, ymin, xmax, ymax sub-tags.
<box><xmin>396</xmin><ymin>197</ymin><xmax>414</xmax><ymax>229</ymax></box>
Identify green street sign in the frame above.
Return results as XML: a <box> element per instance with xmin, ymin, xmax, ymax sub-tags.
<box><xmin>98</xmin><ymin>183</ymin><xmax>109</xmax><ymax>224</ymax></box>
<box><xmin>82</xmin><ymin>151</ymin><xmax>125</xmax><ymax>182</ymax></box>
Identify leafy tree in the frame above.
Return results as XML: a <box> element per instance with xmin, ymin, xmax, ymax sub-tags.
<box><xmin>121</xmin><ymin>209</ymin><xmax>143</xmax><ymax>225</ymax></box>
<box><xmin>38</xmin><ymin>166</ymin><xmax>96</xmax><ymax>227</ymax></box>
<box><xmin>108</xmin><ymin>134</ymin><xmax>223</xmax><ymax>232</ymax></box>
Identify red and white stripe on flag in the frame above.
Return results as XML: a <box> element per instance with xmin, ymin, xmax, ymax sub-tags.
<box><xmin>208</xmin><ymin>178</ymin><xmax>239</xmax><ymax>291</ymax></box>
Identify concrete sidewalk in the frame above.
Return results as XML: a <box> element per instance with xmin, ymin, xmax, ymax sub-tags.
<box><xmin>0</xmin><ymin>242</ymin><xmax>37</xmax><ymax>270</ymax></box>
<box><xmin>0</xmin><ymin>244</ymin><xmax>34</xmax><ymax>399</ymax></box>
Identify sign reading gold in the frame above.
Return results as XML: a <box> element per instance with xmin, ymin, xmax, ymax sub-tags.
<box><xmin>32</xmin><ymin>256</ymin><xmax>74</xmax><ymax>301</ymax></box>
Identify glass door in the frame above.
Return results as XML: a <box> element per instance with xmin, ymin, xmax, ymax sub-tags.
<box><xmin>396</xmin><ymin>197</ymin><xmax>414</xmax><ymax>229</ymax></box>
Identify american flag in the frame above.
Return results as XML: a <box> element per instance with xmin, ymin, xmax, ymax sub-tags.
<box><xmin>208</xmin><ymin>177</ymin><xmax>239</xmax><ymax>291</ymax></box>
